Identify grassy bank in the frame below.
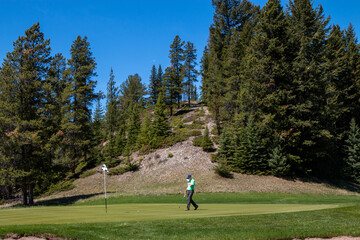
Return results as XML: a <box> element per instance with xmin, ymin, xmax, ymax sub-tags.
<box><xmin>0</xmin><ymin>193</ymin><xmax>359</xmax><ymax>239</ymax></box>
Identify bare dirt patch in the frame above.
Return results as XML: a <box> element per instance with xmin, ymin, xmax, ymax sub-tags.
<box><xmin>2</xmin><ymin>234</ymin><xmax>66</xmax><ymax>240</ymax></box>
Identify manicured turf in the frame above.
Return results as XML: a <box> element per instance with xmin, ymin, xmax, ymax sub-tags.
<box><xmin>0</xmin><ymin>203</ymin><xmax>341</xmax><ymax>226</ymax></box>
<box><xmin>0</xmin><ymin>193</ymin><xmax>359</xmax><ymax>239</ymax></box>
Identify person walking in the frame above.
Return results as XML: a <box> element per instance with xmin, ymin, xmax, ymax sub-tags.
<box><xmin>185</xmin><ymin>174</ymin><xmax>198</xmax><ymax>211</ymax></box>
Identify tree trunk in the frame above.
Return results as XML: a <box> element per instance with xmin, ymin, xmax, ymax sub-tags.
<box><xmin>28</xmin><ymin>184</ymin><xmax>34</xmax><ymax>206</ymax></box>
<box><xmin>22</xmin><ymin>184</ymin><xmax>28</xmax><ymax>206</ymax></box>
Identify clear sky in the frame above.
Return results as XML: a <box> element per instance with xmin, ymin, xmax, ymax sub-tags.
<box><xmin>1</xmin><ymin>0</ymin><xmax>359</xmax><ymax>100</ymax></box>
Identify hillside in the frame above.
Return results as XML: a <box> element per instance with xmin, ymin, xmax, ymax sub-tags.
<box><xmin>38</xmin><ymin>104</ymin><xmax>360</xmax><ymax>204</ymax></box>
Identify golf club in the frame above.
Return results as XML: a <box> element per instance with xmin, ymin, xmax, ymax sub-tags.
<box><xmin>179</xmin><ymin>194</ymin><xmax>186</xmax><ymax>208</ymax></box>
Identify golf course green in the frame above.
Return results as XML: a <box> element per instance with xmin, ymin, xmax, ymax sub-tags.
<box><xmin>1</xmin><ymin>193</ymin><xmax>359</xmax><ymax>239</ymax></box>
<box><xmin>0</xmin><ymin>203</ymin><xmax>342</xmax><ymax>226</ymax></box>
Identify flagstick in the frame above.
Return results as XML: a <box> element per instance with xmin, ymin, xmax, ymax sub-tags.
<box><xmin>103</xmin><ymin>169</ymin><xmax>107</xmax><ymax>213</ymax></box>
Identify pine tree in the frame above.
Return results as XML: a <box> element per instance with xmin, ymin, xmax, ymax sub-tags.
<box><xmin>119</xmin><ymin>74</ymin><xmax>146</xmax><ymax>116</ymax></box>
<box><xmin>125</xmin><ymin>103</ymin><xmax>141</xmax><ymax>154</ymax></box>
<box><xmin>287</xmin><ymin>0</ymin><xmax>331</xmax><ymax>175</ymax></box>
<box><xmin>151</xmin><ymin>92</ymin><xmax>169</xmax><ymax>147</ymax></box>
<box><xmin>0</xmin><ymin>23</ymin><xmax>51</xmax><ymax>205</ymax></box>
<box><xmin>233</xmin><ymin>116</ymin><xmax>267</xmax><ymax>174</ymax></box>
<box><xmin>183</xmin><ymin>41</ymin><xmax>198</xmax><ymax>107</ymax></box>
<box><xmin>149</xmin><ymin>65</ymin><xmax>159</xmax><ymax>105</ymax></box>
<box><xmin>344</xmin><ymin>119</ymin><xmax>360</xmax><ymax>182</ymax></box>
<box><xmin>268</xmin><ymin>138</ymin><xmax>290</xmax><ymax>177</ymax></box>
<box><xmin>104</xmin><ymin>68</ymin><xmax>119</xmax><ymax>159</ymax></box>
<box><xmin>169</xmin><ymin>35</ymin><xmax>184</xmax><ymax>108</ymax></box>
<box><xmin>137</xmin><ymin>111</ymin><xmax>152</xmax><ymax>148</ymax></box>
<box><xmin>201</xmin><ymin>126</ymin><xmax>214</xmax><ymax>152</ymax></box>
<box><xmin>163</xmin><ymin>66</ymin><xmax>177</xmax><ymax>116</ymax></box>
<box><xmin>59</xmin><ymin>36</ymin><xmax>97</xmax><ymax>173</ymax></box>
<box><xmin>93</xmin><ymin>95</ymin><xmax>105</xmax><ymax>145</ymax></box>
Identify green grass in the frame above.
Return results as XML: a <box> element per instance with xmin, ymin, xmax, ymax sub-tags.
<box><xmin>1</xmin><ymin>193</ymin><xmax>360</xmax><ymax>240</ymax></box>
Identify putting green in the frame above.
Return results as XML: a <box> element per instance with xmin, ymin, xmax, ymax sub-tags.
<box><xmin>0</xmin><ymin>203</ymin><xmax>341</xmax><ymax>226</ymax></box>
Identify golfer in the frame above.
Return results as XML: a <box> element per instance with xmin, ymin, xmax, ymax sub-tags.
<box><xmin>185</xmin><ymin>174</ymin><xmax>198</xmax><ymax>211</ymax></box>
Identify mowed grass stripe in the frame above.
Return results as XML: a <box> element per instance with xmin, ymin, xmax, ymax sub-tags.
<box><xmin>0</xmin><ymin>203</ymin><xmax>342</xmax><ymax>226</ymax></box>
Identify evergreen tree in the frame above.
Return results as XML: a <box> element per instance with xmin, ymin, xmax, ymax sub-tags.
<box><xmin>125</xmin><ymin>103</ymin><xmax>141</xmax><ymax>154</ymax></box>
<box><xmin>119</xmin><ymin>74</ymin><xmax>146</xmax><ymax>116</ymax></box>
<box><xmin>287</xmin><ymin>0</ymin><xmax>331</xmax><ymax>175</ymax></box>
<box><xmin>183</xmin><ymin>41</ymin><xmax>198</xmax><ymax>107</ymax></box>
<box><xmin>151</xmin><ymin>92</ymin><xmax>170</xmax><ymax>147</ymax></box>
<box><xmin>137</xmin><ymin>111</ymin><xmax>152</xmax><ymax>148</ymax></box>
<box><xmin>104</xmin><ymin>68</ymin><xmax>119</xmax><ymax>159</ymax></box>
<box><xmin>217</xmin><ymin>127</ymin><xmax>235</xmax><ymax>162</ymax></box>
<box><xmin>59</xmin><ymin>36</ymin><xmax>97</xmax><ymax>173</ymax></box>
<box><xmin>268</xmin><ymin>138</ymin><xmax>290</xmax><ymax>177</ymax></box>
<box><xmin>343</xmin><ymin>119</ymin><xmax>360</xmax><ymax>182</ymax></box>
<box><xmin>201</xmin><ymin>126</ymin><xmax>214</xmax><ymax>152</ymax></box>
<box><xmin>169</xmin><ymin>35</ymin><xmax>184</xmax><ymax>108</ymax></box>
<box><xmin>163</xmin><ymin>66</ymin><xmax>177</xmax><ymax>116</ymax></box>
<box><xmin>0</xmin><ymin>23</ymin><xmax>51</xmax><ymax>205</ymax></box>
<box><xmin>233</xmin><ymin>116</ymin><xmax>267</xmax><ymax>174</ymax></box>
<box><xmin>149</xmin><ymin>65</ymin><xmax>159</xmax><ymax>105</ymax></box>
<box><xmin>93</xmin><ymin>95</ymin><xmax>105</xmax><ymax>145</ymax></box>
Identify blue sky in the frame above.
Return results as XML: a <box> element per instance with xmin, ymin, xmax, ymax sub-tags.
<box><xmin>1</xmin><ymin>0</ymin><xmax>359</xmax><ymax>100</ymax></box>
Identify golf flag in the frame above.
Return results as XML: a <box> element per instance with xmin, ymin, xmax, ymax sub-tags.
<box><xmin>102</xmin><ymin>164</ymin><xmax>109</xmax><ymax>213</ymax></box>
<box><xmin>102</xmin><ymin>164</ymin><xmax>109</xmax><ymax>172</ymax></box>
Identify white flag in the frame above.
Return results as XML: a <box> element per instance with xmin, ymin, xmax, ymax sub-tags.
<box><xmin>102</xmin><ymin>164</ymin><xmax>109</xmax><ymax>172</ymax></box>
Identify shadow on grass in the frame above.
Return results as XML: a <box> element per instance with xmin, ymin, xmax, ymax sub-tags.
<box><xmin>35</xmin><ymin>193</ymin><xmax>107</xmax><ymax>206</ymax></box>
<box><xmin>288</xmin><ymin>176</ymin><xmax>360</xmax><ymax>194</ymax></box>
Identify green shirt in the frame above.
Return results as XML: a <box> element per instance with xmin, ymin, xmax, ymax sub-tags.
<box><xmin>187</xmin><ymin>178</ymin><xmax>195</xmax><ymax>191</ymax></box>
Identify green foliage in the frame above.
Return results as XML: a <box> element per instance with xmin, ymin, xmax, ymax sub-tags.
<box><xmin>44</xmin><ymin>180</ymin><xmax>75</xmax><ymax>196</ymax></box>
<box><xmin>201</xmin><ymin>126</ymin><xmax>214</xmax><ymax>152</ymax></box>
<box><xmin>268</xmin><ymin>139</ymin><xmax>290</xmax><ymax>177</ymax></box>
<box><xmin>168</xmin><ymin>152</ymin><xmax>174</xmax><ymax>158</ymax></box>
<box><xmin>79</xmin><ymin>170</ymin><xmax>97</xmax><ymax>179</ymax></box>
<box><xmin>214</xmin><ymin>163</ymin><xmax>233</xmax><ymax>178</ymax></box>
<box><xmin>343</xmin><ymin>119</ymin><xmax>360</xmax><ymax>181</ymax></box>
<box><xmin>193</xmin><ymin>136</ymin><xmax>203</xmax><ymax>147</ymax></box>
<box><xmin>108</xmin><ymin>163</ymin><xmax>139</xmax><ymax>176</ymax></box>
<box><xmin>189</xmin><ymin>129</ymin><xmax>202</xmax><ymax>136</ymax></box>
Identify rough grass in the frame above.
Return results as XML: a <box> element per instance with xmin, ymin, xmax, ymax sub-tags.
<box><xmin>1</xmin><ymin>193</ymin><xmax>360</xmax><ymax>240</ymax></box>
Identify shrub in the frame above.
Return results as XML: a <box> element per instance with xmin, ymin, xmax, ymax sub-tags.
<box><xmin>214</xmin><ymin>164</ymin><xmax>233</xmax><ymax>178</ymax></box>
<box><xmin>189</xmin><ymin>129</ymin><xmax>202</xmax><ymax>137</ymax></box>
<box><xmin>168</xmin><ymin>152</ymin><xmax>174</xmax><ymax>158</ymax></box>
<box><xmin>105</xmin><ymin>158</ymin><xmax>122</xmax><ymax>168</ymax></box>
<box><xmin>108</xmin><ymin>163</ymin><xmax>139</xmax><ymax>175</ymax></box>
<box><xmin>139</xmin><ymin>145</ymin><xmax>152</xmax><ymax>155</ymax></box>
<box><xmin>79</xmin><ymin>170</ymin><xmax>97</xmax><ymax>178</ymax></box>
<box><xmin>211</xmin><ymin>153</ymin><xmax>219</xmax><ymax>163</ymax></box>
<box><xmin>0</xmin><ymin>199</ymin><xmax>5</xmax><ymax>205</ymax></box>
<box><xmin>193</xmin><ymin>136</ymin><xmax>203</xmax><ymax>147</ymax></box>
<box><xmin>45</xmin><ymin>180</ymin><xmax>75</xmax><ymax>196</ymax></box>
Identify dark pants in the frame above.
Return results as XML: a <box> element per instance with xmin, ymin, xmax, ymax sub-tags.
<box><xmin>187</xmin><ymin>190</ymin><xmax>198</xmax><ymax>210</ymax></box>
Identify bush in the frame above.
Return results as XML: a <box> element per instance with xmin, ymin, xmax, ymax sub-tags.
<box><xmin>189</xmin><ymin>129</ymin><xmax>202</xmax><ymax>136</ymax></box>
<box><xmin>79</xmin><ymin>170</ymin><xmax>96</xmax><ymax>178</ymax></box>
<box><xmin>108</xmin><ymin>163</ymin><xmax>139</xmax><ymax>175</ymax></box>
<box><xmin>211</xmin><ymin>153</ymin><xmax>219</xmax><ymax>163</ymax></box>
<box><xmin>105</xmin><ymin>158</ymin><xmax>122</xmax><ymax>168</ymax></box>
<box><xmin>139</xmin><ymin>145</ymin><xmax>152</xmax><ymax>155</ymax></box>
<box><xmin>0</xmin><ymin>199</ymin><xmax>5</xmax><ymax>205</ymax></box>
<box><xmin>214</xmin><ymin>164</ymin><xmax>233</xmax><ymax>178</ymax></box>
<box><xmin>193</xmin><ymin>136</ymin><xmax>203</xmax><ymax>147</ymax></box>
<box><xmin>45</xmin><ymin>180</ymin><xmax>75</xmax><ymax>196</ymax></box>
<box><xmin>168</xmin><ymin>152</ymin><xmax>174</xmax><ymax>158</ymax></box>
